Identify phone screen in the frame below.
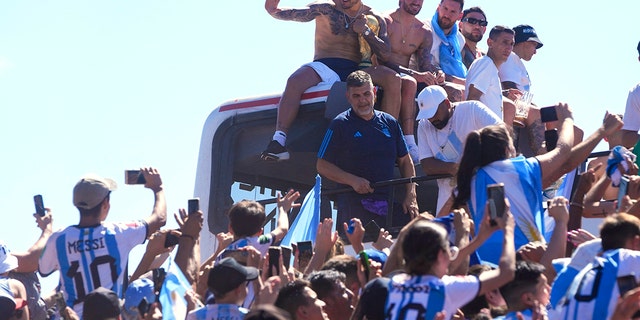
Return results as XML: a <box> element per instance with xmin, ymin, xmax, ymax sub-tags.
<box><xmin>188</xmin><ymin>198</ymin><xmax>200</xmax><ymax>215</ymax></box>
<box><xmin>34</xmin><ymin>194</ymin><xmax>46</xmax><ymax>216</ymax></box>
<box><xmin>281</xmin><ymin>246</ymin><xmax>292</xmax><ymax>269</ymax></box>
<box><xmin>124</xmin><ymin>170</ymin><xmax>146</xmax><ymax>185</ymax></box>
<box><xmin>618</xmin><ymin>176</ymin><xmax>630</xmax><ymax>211</ymax></box>
<box><xmin>297</xmin><ymin>241</ymin><xmax>313</xmax><ymax>271</ymax></box>
<box><xmin>487</xmin><ymin>183</ymin><xmax>505</xmax><ymax>224</ymax></box>
<box><xmin>540</xmin><ymin>106</ymin><xmax>558</xmax><ymax>123</ymax></box>
<box><xmin>164</xmin><ymin>233</ymin><xmax>179</xmax><ymax>248</ymax></box>
<box><xmin>268</xmin><ymin>246</ymin><xmax>281</xmax><ymax>277</ymax></box>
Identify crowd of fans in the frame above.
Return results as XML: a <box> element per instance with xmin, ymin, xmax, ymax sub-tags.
<box><xmin>4</xmin><ymin>0</ymin><xmax>640</xmax><ymax>319</ymax></box>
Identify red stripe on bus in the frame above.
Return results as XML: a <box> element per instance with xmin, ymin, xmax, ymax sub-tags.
<box><xmin>219</xmin><ymin>90</ymin><xmax>330</xmax><ymax>111</ymax></box>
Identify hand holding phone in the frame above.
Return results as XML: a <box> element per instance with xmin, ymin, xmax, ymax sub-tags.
<box><xmin>617</xmin><ymin>274</ymin><xmax>640</xmax><ymax>318</ymax></box>
<box><xmin>296</xmin><ymin>241</ymin><xmax>313</xmax><ymax>271</ymax></box>
<box><xmin>540</xmin><ymin>106</ymin><xmax>558</xmax><ymax>123</ymax></box>
<box><xmin>34</xmin><ymin>194</ymin><xmax>46</xmax><ymax>216</ymax></box>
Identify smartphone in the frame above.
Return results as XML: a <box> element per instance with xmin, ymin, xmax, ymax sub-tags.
<box><xmin>487</xmin><ymin>183</ymin><xmax>506</xmax><ymax>225</ymax></box>
<box><xmin>281</xmin><ymin>246</ymin><xmax>292</xmax><ymax>269</ymax></box>
<box><xmin>164</xmin><ymin>233</ymin><xmax>180</xmax><ymax>248</ymax></box>
<box><xmin>359</xmin><ymin>251</ymin><xmax>370</xmax><ymax>280</ymax></box>
<box><xmin>297</xmin><ymin>241</ymin><xmax>313</xmax><ymax>271</ymax></box>
<box><xmin>34</xmin><ymin>194</ymin><xmax>46</xmax><ymax>216</ymax></box>
<box><xmin>617</xmin><ymin>274</ymin><xmax>640</xmax><ymax>318</ymax></box>
<box><xmin>618</xmin><ymin>175</ymin><xmax>630</xmax><ymax>211</ymax></box>
<box><xmin>222</xmin><ymin>249</ymin><xmax>249</xmax><ymax>265</ymax></box>
<box><xmin>540</xmin><ymin>106</ymin><xmax>558</xmax><ymax>123</ymax></box>
<box><xmin>188</xmin><ymin>198</ymin><xmax>200</xmax><ymax>215</ymax></box>
<box><xmin>124</xmin><ymin>170</ymin><xmax>146</xmax><ymax>185</ymax></box>
<box><xmin>545</xmin><ymin>129</ymin><xmax>559</xmax><ymax>151</ymax></box>
<box><xmin>268</xmin><ymin>246</ymin><xmax>281</xmax><ymax>277</ymax></box>
<box><xmin>363</xmin><ymin>220</ymin><xmax>381</xmax><ymax>241</ymax></box>
<box><xmin>54</xmin><ymin>291</ymin><xmax>69</xmax><ymax>319</ymax></box>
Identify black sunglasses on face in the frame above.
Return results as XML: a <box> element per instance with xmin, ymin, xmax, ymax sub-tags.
<box><xmin>462</xmin><ymin>17</ymin><xmax>488</xmax><ymax>27</ymax></box>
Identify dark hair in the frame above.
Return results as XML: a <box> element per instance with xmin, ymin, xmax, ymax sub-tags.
<box><xmin>440</xmin><ymin>0</ymin><xmax>464</xmax><ymax>11</ymax></box>
<box><xmin>461</xmin><ymin>264</ymin><xmax>494</xmax><ymax>316</ymax></box>
<box><xmin>600</xmin><ymin>213</ymin><xmax>640</xmax><ymax>251</ymax></box>
<box><xmin>637</xmin><ymin>41</ymin><xmax>640</xmax><ymax>56</ymax></box>
<box><xmin>307</xmin><ymin>270</ymin><xmax>346</xmax><ymax>300</ymax></box>
<box><xmin>321</xmin><ymin>255</ymin><xmax>358</xmax><ymax>290</ymax></box>
<box><xmin>245</xmin><ymin>305</ymin><xmax>293</xmax><ymax>320</ymax></box>
<box><xmin>275</xmin><ymin>279</ymin><xmax>312</xmax><ymax>320</ymax></box>
<box><xmin>489</xmin><ymin>25</ymin><xmax>515</xmax><ymax>40</ymax></box>
<box><xmin>402</xmin><ymin>220</ymin><xmax>449</xmax><ymax>274</ymax></box>
<box><xmin>78</xmin><ymin>193</ymin><xmax>110</xmax><ymax>217</ymax></box>
<box><xmin>227</xmin><ymin>200</ymin><xmax>265</xmax><ymax>237</ymax></box>
<box><xmin>462</xmin><ymin>6</ymin><xmax>486</xmax><ymax>20</ymax></box>
<box><xmin>454</xmin><ymin>125</ymin><xmax>511</xmax><ymax>208</ymax></box>
<box><xmin>346</xmin><ymin>70</ymin><xmax>372</xmax><ymax>89</ymax></box>
<box><xmin>499</xmin><ymin>261</ymin><xmax>545</xmax><ymax>308</ymax></box>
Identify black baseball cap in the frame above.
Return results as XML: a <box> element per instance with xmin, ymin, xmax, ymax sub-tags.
<box><xmin>514</xmin><ymin>24</ymin><xmax>543</xmax><ymax>49</ymax></box>
<box><xmin>83</xmin><ymin>287</ymin><xmax>121</xmax><ymax>320</ymax></box>
<box><xmin>208</xmin><ymin>257</ymin><xmax>259</xmax><ymax>296</ymax></box>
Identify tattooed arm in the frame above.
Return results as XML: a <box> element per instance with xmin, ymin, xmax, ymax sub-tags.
<box><xmin>353</xmin><ymin>12</ymin><xmax>391</xmax><ymax>62</ymax></box>
<box><xmin>265</xmin><ymin>0</ymin><xmax>325</xmax><ymax>22</ymax></box>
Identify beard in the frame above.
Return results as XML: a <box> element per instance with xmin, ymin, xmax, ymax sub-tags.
<box><xmin>462</xmin><ymin>31</ymin><xmax>483</xmax><ymax>43</ymax></box>
<box><xmin>401</xmin><ymin>2</ymin><xmax>421</xmax><ymax>16</ymax></box>
<box><xmin>437</xmin><ymin>16</ymin><xmax>456</xmax><ymax>30</ymax></box>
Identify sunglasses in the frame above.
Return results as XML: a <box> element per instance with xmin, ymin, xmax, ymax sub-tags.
<box><xmin>462</xmin><ymin>17</ymin><xmax>488</xmax><ymax>27</ymax></box>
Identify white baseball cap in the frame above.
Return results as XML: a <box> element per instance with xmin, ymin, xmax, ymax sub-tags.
<box><xmin>416</xmin><ymin>85</ymin><xmax>448</xmax><ymax>120</ymax></box>
<box><xmin>0</xmin><ymin>241</ymin><xmax>18</xmax><ymax>274</ymax></box>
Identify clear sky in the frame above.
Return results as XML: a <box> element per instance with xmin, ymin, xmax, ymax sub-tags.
<box><xmin>1</xmin><ymin>0</ymin><xmax>639</xmax><ymax>294</ymax></box>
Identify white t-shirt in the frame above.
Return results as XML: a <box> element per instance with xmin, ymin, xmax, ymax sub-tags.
<box><xmin>498</xmin><ymin>52</ymin><xmax>531</xmax><ymax>92</ymax></box>
<box><xmin>426</xmin><ymin>20</ymin><xmax>466</xmax><ymax>68</ymax></box>
<box><xmin>465</xmin><ymin>55</ymin><xmax>503</xmax><ymax>118</ymax></box>
<box><xmin>39</xmin><ymin>220</ymin><xmax>147</xmax><ymax>317</ymax></box>
<box><xmin>417</xmin><ymin>101</ymin><xmax>502</xmax><ymax>213</ymax></box>
<box><xmin>622</xmin><ymin>83</ymin><xmax>640</xmax><ymax>132</ymax></box>
<box><xmin>385</xmin><ymin>273</ymin><xmax>480</xmax><ymax>320</ymax></box>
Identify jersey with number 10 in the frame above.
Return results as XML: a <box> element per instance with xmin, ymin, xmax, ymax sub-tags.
<box><xmin>384</xmin><ymin>273</ymin><xmax>479</xmax><ymax>320</ymax></box>
<box><xmin>39</xmin><ymin>221</ymin><xmax>147</xmax><ymax>308</ymax></box>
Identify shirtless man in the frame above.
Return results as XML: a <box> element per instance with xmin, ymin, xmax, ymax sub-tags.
<box><xmin>262</xmin><ymin>0</ymin><xmax>402</xmax><ymax>162</ymax></box>
<box><xmin>382</xmin><ymin>0</ymin><xmax>444</xmax><ymax>162</ymax></box>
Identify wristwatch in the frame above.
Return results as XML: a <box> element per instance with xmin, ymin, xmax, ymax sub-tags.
<box><xmin>363</xmin><ymin>27</ymin><xmax>371</xmax><ymax>36</ymax></box>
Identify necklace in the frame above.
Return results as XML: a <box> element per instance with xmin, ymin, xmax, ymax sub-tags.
<box><xmin>436</xmin><ymin>121</ymin><xmax>454</xmax><ymax>151</ymax></box>
<box><xmin>395</xmin><ymin>11</ymin><xmax>410</xmax><ymax>44</ymax></box>
<box><xmin>343</xmin><ymin>5</ymin><xmax>364</xmax><ymax>29</ymax></box>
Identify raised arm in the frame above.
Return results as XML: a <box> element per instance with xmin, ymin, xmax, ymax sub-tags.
<box><xmin>174</xmin><ymin>208</ymin><xmax>203</xmax><ymax>288</ymax></box>
<box><xmin>541</xmin><ymin>196</ymin><xmax>570</xmax><ymax>283</ymax></box>
<box><xmin>265</xmin><ymin>0</ymin><xmax>324</xmax><ymax>22</ymax></box>
<box><xmin>13</xmin><ymin>210</ymin><xmax>53</xmax><ymax>273</ymax></box>
<box><xmin>353</xmin><ymin>13</ymin><xmax>391</xmax><ymax>62</ymax></box>
<box><xmin>535</xmin><ymin>103</ymin><xmax>575</xmax><ymax>188</ymax></box>
<box><xmin>272</xmin><ymin>189</ymin><xmax>300</xmax><ymax>242</ymax></box>
<box><xmin>142</xmin><ymin>167</ymin><xmax>167</xmax><ymax>237</ymax></box>
<box><xmin>540</xmin><ymin>111</ymin><xmax>623</xmax><ymax>188</ymax></box>
<box><xmin>477</xmin><ymin>200</ymin><xmax>516</xmax><ymax>296</ymax></box>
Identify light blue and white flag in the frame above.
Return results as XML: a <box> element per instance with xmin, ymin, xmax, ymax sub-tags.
<box><xmin>158</xmin><ymin>258</ymin><xmax>191</xmax><ymax>320</ymax></box>
<box><xmin>281</xmin><ymin>174</ymin><xmax>321</xmax><ymax>246</ymax></box>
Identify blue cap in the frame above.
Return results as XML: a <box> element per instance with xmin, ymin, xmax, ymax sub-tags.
<box><xmin>363</xmin><ymin>249</ymin><xmax>388</xmax><ymax>266</ymax></box>
<box><xmin>124</xmin><ymin>278</ymin><xmax>155</xmax><ymax>311</ymax></box>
